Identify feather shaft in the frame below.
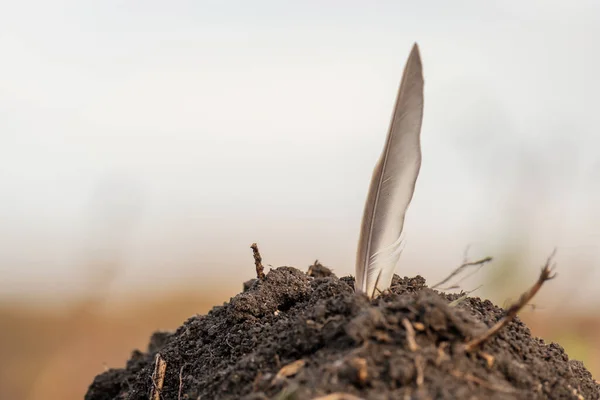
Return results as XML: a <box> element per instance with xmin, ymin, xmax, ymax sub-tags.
<box><xmin>355</xmin><ymin>43</ymin><xmax>424</xmax><ymax>297</ymax></box>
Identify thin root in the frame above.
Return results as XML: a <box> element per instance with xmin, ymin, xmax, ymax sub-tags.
<box><xmin>178</xmin><ymin>363</ymin><xmax>187</xmax><ymax>400</ymax></box>
<box><xmin>432</xmin><ymin>256</ymin><xmax>493</xmax><ymax>290</ymax></box>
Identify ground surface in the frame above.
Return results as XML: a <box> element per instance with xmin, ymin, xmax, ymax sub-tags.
<box><xmin>86</xmin><ymin>264</ymin><xmax>599</xmax><ymax>400</ymax></box>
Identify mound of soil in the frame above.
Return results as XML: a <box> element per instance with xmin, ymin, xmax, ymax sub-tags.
<box><xmin>86</xmin><ymin>264</ymin><xmax>599</xmax><ymax>400</ymax></box>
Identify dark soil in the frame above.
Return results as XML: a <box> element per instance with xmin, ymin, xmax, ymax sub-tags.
<box><xmin>86</xmin><ymin>263</ymin><xmax>599</xmax><ymax>400</ymax></box>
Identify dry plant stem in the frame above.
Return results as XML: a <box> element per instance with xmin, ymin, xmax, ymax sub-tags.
<box><xmin>250</xmin><ymin>243</ymin><xmax>265</xmax><ymax>280</ymax></box>
<box><xmin>464</xmin><ymin>253</ymin><xmax>557</xmax><ymax>352</ymax></box>
<box><xmin>149</xmin><ymin>353</ymin><xmax>167</xmax><ymax>400</ymax></box>
<box><xmin>402</xmin><ymin>318</ymin><xmax>419</xmax><ymax>351</ymax></box>
<box><xmin>432</xmin><ymin>256</ymin><xmax>493</xmax><ymax>290</ymax></box>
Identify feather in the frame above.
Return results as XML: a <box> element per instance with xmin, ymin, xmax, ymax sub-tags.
<box><xmin>355</xmin><ymin>43</ymin><xmax>424</xmax><ymax>298</ymax></box>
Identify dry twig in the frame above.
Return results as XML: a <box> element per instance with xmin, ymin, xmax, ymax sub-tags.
<box><xmin>402</xmin><ymin>318</ymin><xmax>419</xmax><ymax>351</ymax></box>
<box><xmin>432</xmin><ymin>256</ymin><xmax>493</xmax><ymax>290</ymax></box>
<box><xmin>464</xmin><ymin>251</ymin><xmax>557</xmax><ymax>352</ymax></box>
<box><xmin>149</xmin><ymin>353</ymin><xmax>167</xmax><ymax>400</ymax></box>
<box><xmin>250</xmin><ymin>243</ymin><xmax>265</xmax><ymax>280</ymax></box>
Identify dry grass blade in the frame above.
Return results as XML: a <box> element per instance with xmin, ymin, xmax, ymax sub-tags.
<box><xmin>149</xmin><ymin>353</ymin><xmax>167</xmax><ymax>400</ymax></box>
<box><xmin>464</xmin><ymin>251</ymin><xmax>557</xmax><ymax>352</ymax></box>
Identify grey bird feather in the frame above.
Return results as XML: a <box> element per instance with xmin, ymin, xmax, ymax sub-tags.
<box><xmin>355</xmin><ymin>43</ymin><xmax>424</xmax><ymax>298</ymax></box>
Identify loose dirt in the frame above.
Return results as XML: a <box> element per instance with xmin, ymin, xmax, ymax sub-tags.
<box><xmin>86</xmin><ymin>264</ymin><xmax>599</xmax><ymax>399</ymax></box>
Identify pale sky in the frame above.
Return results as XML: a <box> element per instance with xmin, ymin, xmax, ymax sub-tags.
<box><xmin>1</xmin><ymin>1</ymin><xmax>599</xmax><ymax>310</ymax></box>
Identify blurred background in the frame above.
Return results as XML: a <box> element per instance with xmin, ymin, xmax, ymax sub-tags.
<box><xmin>1</xmin><ymin>1</ymin><xmax>599</xmax><ymax>398</ymax></box>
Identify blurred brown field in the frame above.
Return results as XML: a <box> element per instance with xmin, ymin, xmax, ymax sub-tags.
<box><xmin>1</xmin><ymin>289</ymin><xmax>598</xmax><ymax>400</ymax></box>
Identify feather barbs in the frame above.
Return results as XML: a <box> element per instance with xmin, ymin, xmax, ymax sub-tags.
<box><xmin>355</xmin><ymin>43</ymin><xmax>424</xmax><ymax>298</ymax></box>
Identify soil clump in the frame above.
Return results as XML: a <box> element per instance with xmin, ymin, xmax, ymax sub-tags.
<box><xmin>86</xmin><ymin>264</ymin><xmax>599</xmax><ymax>399</ymax></box>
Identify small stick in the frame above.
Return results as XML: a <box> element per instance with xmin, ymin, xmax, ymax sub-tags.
<box><xmin>432</xmin><ymin>256</ymin><xmax>493</xmax><ymax>290</ymax></box>
<box><xmin>402</xmin><ymin>318</ymin><xmax>419</xmax><ymax>352</ymax></box>
<box><xmin>250</xmin><ymin>243</ymin><xmax>265</xmax><ymax>280</ymax></box>
<box><xmin>150</xmin><ymin>353</ymin><xmax>167</xmax><ymax>400</ymax></box>
<box><xmin>464</xmin><ymin>251</ymin><xmax>557</xmax><ymax>352</ymax></box>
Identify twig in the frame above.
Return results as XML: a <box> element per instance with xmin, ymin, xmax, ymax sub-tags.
<box><xmin>402</xmin><ymin>318</ymin><xmax>419</xmax><ymax>351</ymax></box>
<box><xmin>150</xmin><ymin>353</ymin><xmax>167</xmax><ymax>400</ymax></box>
<box><xmin>178</xmin><ymin>364</ymin><xmax>187</xmax><ymax>400</ymax></box>
<box><xmin>464</xmin><ymin>251</ymin><xmax>557</xmax><ymax>352</ymax></box>
<box><xmin>432</xmin><ymin>256</ymin><xmax>493</xmax><ymax>290</ymax></box>
<box><xmin>250</xmin><ymin>243</ymin><xmax>265</xmax><ymax>280</ymax></box>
